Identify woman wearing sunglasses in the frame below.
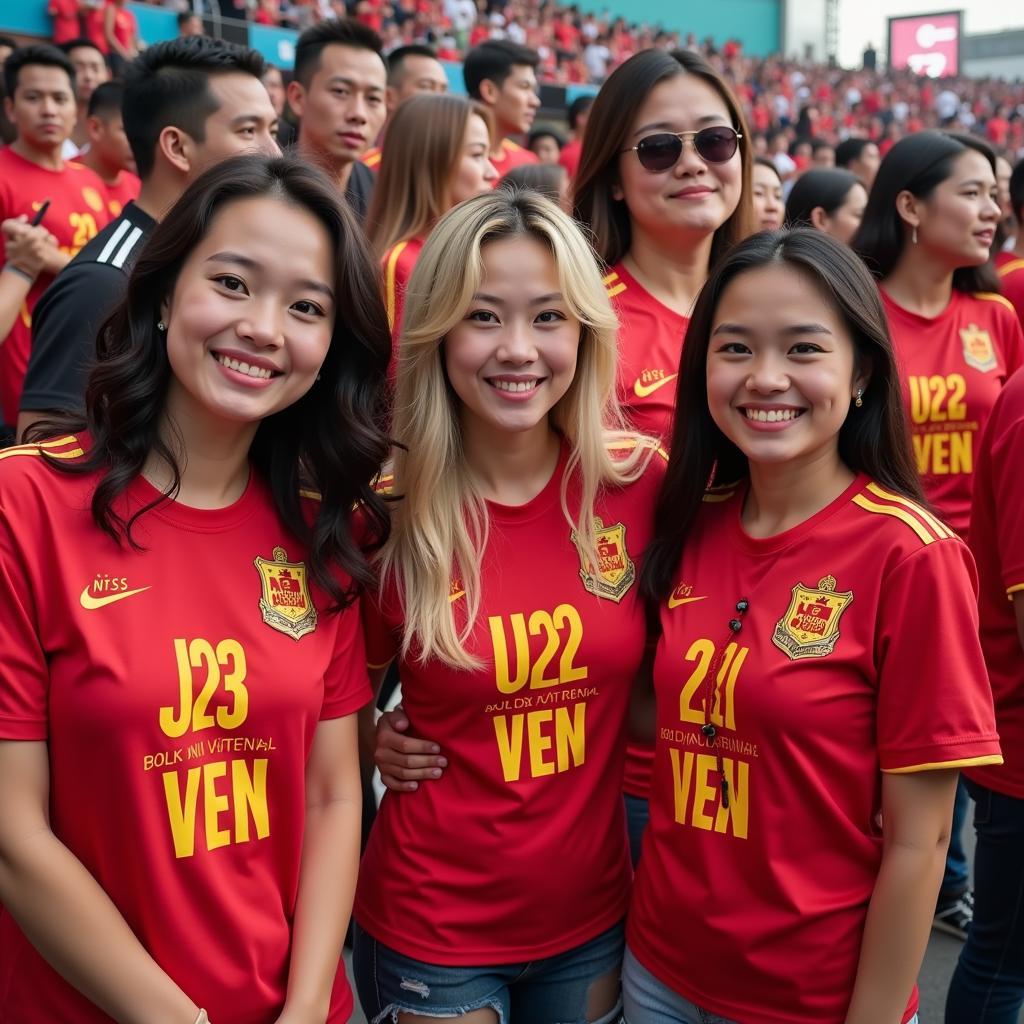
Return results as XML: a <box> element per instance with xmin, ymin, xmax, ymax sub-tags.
<box><xmin>572</xmin><ymin>47</ymin><xmax>752</xmax><ymax>445</ymax></box>
<box><xmin>573</xmin><ymin>47</ymin><xmax>752</xmax><ymax>861</ymax></box>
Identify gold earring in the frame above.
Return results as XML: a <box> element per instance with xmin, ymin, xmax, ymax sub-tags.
<box><xmin>911</xmin><ymin>226</ymin><xmax>918</xmax><ymax>245</ymax></box>
<box><xmin>855</xmin><ymin>388</ymin><xmax>864</xmax><ymax>408</ymax></box>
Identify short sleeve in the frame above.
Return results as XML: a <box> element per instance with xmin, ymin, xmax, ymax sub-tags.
<box><xmin>0</xmin><ymin>496</ymin><xmax>49</xmax><ymax>738</ymax></box>
<box><xmin>876</xmin><ymin>541</ymin><xmax>1002</xmax><ymax>773</ymax></box>
<box><xmin>320</xmin><ymin>597</ymin><xmax>373</xmax><ymax>720</ymax></box>
<box><xmin>21</xmin><ymin>262</ymin><xmax>125</xmax><ymax>413</ymax></box>
<box><xmin>361</xmin><ymin>586</ymin><xmax>399</xmax><ymax>670</ymax></box>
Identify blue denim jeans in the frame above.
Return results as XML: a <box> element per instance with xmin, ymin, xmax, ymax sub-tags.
<box><xmin>945</xmin><ymin>780</ymin><xmax>1024</xmax><ymax>1023</ymax></box>
<box><xmin>622</xmin><ymin>946</ymin><xmax>920</xmax><ymax>1024</ymax></box>
<box><xmin>942</xmin><ymin>777</ymin><xmax>971</xmax><ymax>896</ymax></box>
<box><xmin>352</xmin><ymin>920</ymin><xmax>625</xmax><ymax>1024</ymax></box>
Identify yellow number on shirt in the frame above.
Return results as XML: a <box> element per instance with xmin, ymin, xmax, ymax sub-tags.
<box><xmin>160</xmin><ymin>638</ymin><xmax>250</xmax><ymax>737</ymax></box>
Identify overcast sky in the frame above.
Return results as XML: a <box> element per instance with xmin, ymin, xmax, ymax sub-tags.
<box><xmin>837</xmin><ymin>0</ymin><xmax>1024</xmax><ymax>68</ymax></box>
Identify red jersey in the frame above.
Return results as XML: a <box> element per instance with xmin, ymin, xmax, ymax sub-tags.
<box><xmin>968</xmin><ymin>366</ymin><xmax>1024</xmax><ymax>798</ymax></box>
<box><xmin>382</xmin><ymin>236</ymin><xmax>425</xmax><ymax>365</ymax></box>
<box><xmin>558</xmin><ymin>137</ymin><xmax>582</xmax><ymax>179</ymax></box>
<box><xmin>996</xmin><ymin>250</ymin><xmax>1024</xmax><ymax>330</ymax></box>
<box><xmin>48</xmin><ymin>0</ymin><xmax>82</xmax><ymax>43</ymax></box>
<box><xmin>606</xmin><ymin>262</ymin><xmax>689</xmax><ymax>444</ymax></box>
<box><xmin>108</xmin><ymin>1</ymin><xmax>136</xmax><ymax>48</ymax></box>
<box><xmin>0</xmin><ymin>148</ymin><xmax>109</xmax><ymax>424</ymax></box>
<box><xmin>0</xmin><ymin>436</ymin><xmax>370</xmax><ymax>1023</ymax></box>
<box><xmin>606</xmin><ymin>262</ymin><xmax>688</xmax><ymax>798</ymax></box>
<box><xmin>102</xmin><ymin>169</ymin><xmax>142</xmax><ymax>218</ymax></box>
<box><xmin>882</xmin><ymin>288</ymin><xmax>1024</xmax><ymax>536</ymax></box>
<box><xmin>628</xmin><ymin>475</ymin><xmax>1001</xmax><ymax>1024</ymax></box>
<box><xmin>83</xmin><ymin>5</ymin><xmax>109</xmax><ymax>52</ymax></box>
<box><xmin>360</xmin><ymin>145</ymin><xmax>382</xmax><ymax>171</ymax></box>
<box><xmin>355</xmin><ymin>441</ymin><xmax>665</xmax><ymax>963</ymax></box>
<box><xmin>491</xmin><ymin>137</ymin><xmax>539</xmax><ymax>179</ymax></box>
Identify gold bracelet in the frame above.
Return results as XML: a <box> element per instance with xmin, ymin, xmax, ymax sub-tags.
<box><xmin>194</xmin><ymin>1011</ymin><xmax>210</xmax><ymax>1024</ymax></box>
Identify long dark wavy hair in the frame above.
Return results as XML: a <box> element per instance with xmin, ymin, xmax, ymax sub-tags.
<box><xmin>572</xmin><ymin>47</ymin><xmax>753</xmax><ymax>268</ymax></box>
<box><xmin>33</xmin><ymin>154</ymin><xmax>391</xmax><ymax>607</ymax></box>
<box><xmin>641</xmin><ymin>228</ymin><xmax>926</xmax><ymax>605</ymax></box>
<box><xmin>851</xmin><ymin>130</ymin><xmax>1000</xmax><ymax>294</ymax></box>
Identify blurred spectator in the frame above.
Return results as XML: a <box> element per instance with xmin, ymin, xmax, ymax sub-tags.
<box><xmin>77</xmin><ymin>79</ymin><xmax>140</xmax><ymax>216</ymax></box>
<box><xmin>751</xmin><ymin>156</ymin><xmax>783</xmax><ymax>231</ymax></box>
<box><xmin>835</xmin><ymin>137</ymin><xmax>880</xmax><ymax>189</ymax></box>
<box><xmin>48</xmin><ymin>0</ymin><xmax>84</xmax><ymax>46</ymax></box>
<box><xmin>81</xmin><ymin>1</ymin><xmax>109</xmax><ymax>57</ymax></box>
<box><xmin>785</xmin><ymin>167</ymin><xmax>867</xmax><ymax>245</ymax></box>
<box><xmin>177</xmin><ymin>12</ymin><xmax>204</xmax><ymax>37</ymax></box>
<box><xmin>463</xmin><ymin>40</ymin><xmax>540</xmax><ymax>177</ymax></box>
<box><xmin>995</xmin><ymin>159</ymin><xmax>1024</xmax><ymax>329</ymax></box>
<box><xmin>811</xmin><ymin>139</ymin><xmax>835</xmax><ymax>168</ymax></box>
<box><xmin>996</xmin><ymin>154</ymin><xmax>1014</xmax><ymax>251</ymax></box>
<box><xmin>288</xmin><ymin>19</ymin><xmax>387</xmax><ymax>220</ymax></box>
<box><xmin>60</xmin><ymin>37</ymin><xmax>110</xmax><ymax>156</ymax></box>
<box><xmin>558</xmin><ymin>92</ymin><xmax>592</xmax><ymax>179</ymax></box>
<box><xmin>528</xmin><ymin>127</ymin><xmax>563</xmax><ymax>164</ymax></box>
<box><xmin>105</xmin><ymin>0</ymin><xmax>140</xmax><ymax>77</ymax></box>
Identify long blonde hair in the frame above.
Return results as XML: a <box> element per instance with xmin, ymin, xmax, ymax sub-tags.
<box><xmin>381</xmin><ymin>189</ymin><xmax>655</xmax><ymax>669</ymax></box>
<box><xmin>367</xmin><ymin>93</ymin><xmax>494</xmax><ymax>258</ymax></box>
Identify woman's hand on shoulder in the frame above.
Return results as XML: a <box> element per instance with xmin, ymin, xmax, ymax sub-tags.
<box><xmin>375</xmin><ymin>707</ymin><xmax>447</xmax><ymax>791</ymax></box>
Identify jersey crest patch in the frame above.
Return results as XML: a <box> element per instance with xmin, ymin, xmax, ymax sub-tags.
<box><xmin>960</xmin><ymin>323</ymin><xmax>997</xmax><ymax>373</ymax></box>
<box><xmin>772</xmin><ymin>575</ymin><xmax>853</xmax><ymax>660</ymax></box>
<box><xmin>254</xmin><ymin>546</ymin><xmax>317</xmax><ymax>640</ymax></box>
<box><xmin>573</xmin><ymin>517</ymin><xmax>636</xmax><ymax>603</ymax></box>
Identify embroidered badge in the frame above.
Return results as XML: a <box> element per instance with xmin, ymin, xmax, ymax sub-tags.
<box><xmin>772</xmin><ymin>575</ymin><xmax>853</xmax><ymax>660</ymax></box>
<box><xmin>573</xmin><ymin>517</ymin><xmax>636</xmax><ymax>603</ymax></box>
<box><xmin>254</xmin><ymin>546</ymin><xmax>317</xmax><ymax>640</ymax></box>
<box><xmin>960</xmin><ymin>323</ymin><xmax>997</xmax><ymax>373</ymax></box>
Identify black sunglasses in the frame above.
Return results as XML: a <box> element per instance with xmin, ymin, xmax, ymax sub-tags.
<box><xmin>623</xmin><ymin>126</ymin><xmax>743</xmax><ymax>172</ymax></box>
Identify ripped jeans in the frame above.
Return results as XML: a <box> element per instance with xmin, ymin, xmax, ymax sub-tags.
<box><xmin>352</xmin><ymin>920</ymin><xmax>625</xmax><ymax>1024</ymax></box>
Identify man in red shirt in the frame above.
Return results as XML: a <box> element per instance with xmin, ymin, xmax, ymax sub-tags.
<box><xmin>287</xmin><ymin>19</ymin><xmax>387</xmax><ymax>221</ymax></box>
<box><xmin>463</xmin><ymin>40</ymin><xmax>541</xmax><ymax>178</ymax></box>
<box><xmin>60</xmin><ymin>36</ymin><xmax>110</xmax><ymax>156</ymax></box>
<box><xmin>558</xmin><ymin>92</ymin><xmax>593</xmax><ymax>180</ymax></box>
<box><xmin>0</xmin><ymin>43</ymin><xmax>109</xmax><ymax>426</ymax></box>
<box><xmin>76</xmin><ymin>80</ymin><xmax>140</xmax><ymax>217</ymax></box>
<box><xmin>996</xmin><ymin>159</ymin><xmax>1024</xmax><ymax>330</ymax></box>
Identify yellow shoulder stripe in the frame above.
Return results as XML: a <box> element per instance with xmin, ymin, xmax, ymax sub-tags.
<box><xmin>884</xmin><ymin>754</ymin><xmax>1003</xmax><ymax>774</ymax></box>
<box><xmin>602</xmin><ymin>270</ymin><xmax>620</xmax><ymax>286</ymax></box>
<box><xmin>702</xmin><ymin>489</ymin><xmax>735</xmax><ymax>503</ymax></box>
<box><xmin>606</xmin><ymin>282</ymin><xmax>626</xmax><ymax>299</ymax></box>
<box><xmin>998</xmin><ymin>258</ymin><xmax>1024</xmax><ymax>278</ymax></box>
<box><xmin>384</xmin><ymin>240</ymin><xmax>410</xmax><ymax>330</ymax></box>
<box><xmin>1006</xmin><ymin>582</ymin><xmax>1024</xmax><ymax>598</ymax></box>
<box><xmin>0</xmin><ymin>436</ymin><xmax>84</xmax><ymax>462</ymax></box>
<box><xmin>851</xmin><ymin>493</ymin><xmax>936</xmax><ymax>545</ymax></box>
<box><xmin>299</xmin><ymin>488</ymin><xmax>322</xmax><ymax>501</ymax></box>
<box><xmin>973</xmin><ymin>291</ymin><xmax>1016</xmax><ymax>313</ymax></box>
<box><xmin>864</xmin><ymin>482</ymin><xmax>954</xmax><ymax>539</ymax></box>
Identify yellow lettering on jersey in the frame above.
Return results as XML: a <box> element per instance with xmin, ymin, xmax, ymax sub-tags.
<box><xmin>912</xmin><ymin>431</ymin><xmax>972</xmax><ymax>476</ymax></box>
<box><xmin>160</xmin><ymin>638</ymin><xmax>250</xmax><ymax>738</ymax></box>
<box><xmin>490</xmin><ymin>604</ymin><xmax>588</xmax><ymax>693</ymax></box>
<box><xmin>670</xmin><ymin>749</ymin><xmax>749</xmax><ymax>839</ymax></box>
<box><xmin>162</xmin><ymin>758</ymin><xmax>270</xmax><ymax>858</ymax></box>
<box><xmin>908</xmin><ymin>374</ymin><xmax>967</xmax><ymax>424</ymax></box>
<box><xmin>678</xmin><ymin>638</ymin><xmax>747</xmax><ymax>730</ymax></box>
<box><xmin>493</xmin><ymin>703</ymin><xmax>586</xmax><ymax>782</ymax></box>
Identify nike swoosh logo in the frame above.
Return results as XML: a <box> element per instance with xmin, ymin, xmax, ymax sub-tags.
<box><xmin>79</xmin><ymin>586</ymin><xmax>151</xmax><ymax>610</ymax></box>
<box><xmin>668</xmin><ymin>594</ymin><xmax>706</xmax><ymax>609</ymax></box>
<box><xmin>634</xmin><ymin>373</ymin><xmax>678</xmax><ymax>399</ymax></box>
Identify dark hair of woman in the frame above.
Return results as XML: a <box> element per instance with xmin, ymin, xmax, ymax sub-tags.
<box><xmin>851</xmin><ymin>130</ymin><xmax>1000</xmax><ymax>294</ymax></box>
<box><xmin>572</xmin><ymin>47</ymin><xmax>754</xmax><ymax>267</ymax></box>
<box><xmin>640</xmin><ymin>227</ymin><xmax>926</xmax><ymax>605</ymax></box>
<box><xmin>753</xmin><ymin>155</ymin><xmax>782</xmax><ymax>180</ymax></box>
<box><xmin>30</xmin><ymin>153</ymin><xmax>391</xmax><ymax>607</ymax></box>
<box><xmin>785</xmin><ymin>168</ymin><xmax>862</xmax><ymax>226</ymax></box>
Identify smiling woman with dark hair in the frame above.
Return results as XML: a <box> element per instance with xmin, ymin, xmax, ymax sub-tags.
<box><xmin>0</xmin><ymin>153</ymin><xmax>390</xmax><ymax>1024</ymax></box>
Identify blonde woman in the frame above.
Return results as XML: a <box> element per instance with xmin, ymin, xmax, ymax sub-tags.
<box><xmin>367</xmin><ymin>93</ymin><xmax>499</xmax><ymax>339</ymax></box>
<box><xmin>352</xmin><ymin>190</ymin><xmax>665</xmax><ymax>1024</ymax></box>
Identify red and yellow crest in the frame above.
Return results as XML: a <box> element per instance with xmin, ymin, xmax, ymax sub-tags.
<box><xmin>960</xmin><ymin>322</ymin><xmax>997</xmax><ymax>373</ymax></box>
<box><xmin>772</xmin><ymin>575</ymin><xmax>853</xmax><ymax>661</ymax></box>
<box><xmin>254</xmin><ymin>546</ymin><xmax>317</xmax><ymax>640</ymax></box>
<box><xmin>573</xmin><ymin>517</ymin><xmax>636</xmax><ymax>603</ymax></box>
